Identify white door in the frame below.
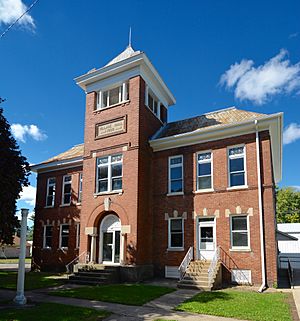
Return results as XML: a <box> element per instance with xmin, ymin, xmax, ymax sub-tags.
<box><xmin>199</xmin><ymin>217</ymin><xmax>216</xmax><ymax>260</ymax></box>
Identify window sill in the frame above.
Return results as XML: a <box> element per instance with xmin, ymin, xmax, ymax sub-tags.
<box><xmin>94</xmin><ymin>190</ymin><xmax>123</xmax><ymax>197</ymax></box>
<box><xmin>193</xmin><ymin>188</ymin><xmax>214</xmax><ymax>194</ymax></box>
<box><xmin>166</xmin><ymin>192</ymin><xmax>184</xmax><ymax>197</ymax></box>
<box><xmin>229</xmin><ymin>248</ymin><xmax>251</xmax><ymax>252</ymax></box>
<box><xmin>167</xmin><ymin>248</ymin><xmax>184</xmax><ymax>252</ymax></box>
<box><xmin>44</xmin><ymin>206</ymin><xmax>54</xmax><ymax>209</ymax></box>
<box><xmin>42</xmin><ymin>247</ymin><xmax>52</xmax><ymax>250</ymax></box>
<box><xmin>95</xmin><ymin>100</ymin><xmax>130</xmax><ymax>112</ymax></box>
<box><xmin>60</xmin><ymin>204</ymin><xmax>71</xmax><ymax>207</ymax></box>
<box><xmin>226</xmin><ymin>185</ymin><xmax>248</xmax><ymax>191</ymax></box>
<box><xmin>76</xmin><ymin>202</ymin><xmax>82</xmax><ymax>206</ymax></box>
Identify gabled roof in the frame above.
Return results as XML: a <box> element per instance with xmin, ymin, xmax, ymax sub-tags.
<box><xmin>42</xmin><ymin>144</ymin><xmax>84</xmax><ymax>164</ymax></box>
<box><xmin>105</xmin><ymin>45</ymin><xmax>141</xmax><ymax>66</ymax></box>
<box><xmin>153</xmin><ymin>107</ymin><xmax>265</xmax><ymax>139</ymax></box>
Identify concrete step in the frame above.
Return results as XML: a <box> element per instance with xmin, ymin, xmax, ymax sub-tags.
<box><xmin>69</xmin><ymin>275</ymin><xmax>108</xmax><ymax>282</ymax></box>
<box><xmin>183</xmin><ymin>275</ymin><xmax>209</xmax><ymax>282</ymax></box>
<box><xmin>177</xmin><ymin>283</ymin><xmax>211</xmax><ymax>291</ymax></box>
<box><xmin>67</xmin><ymin>279</ymin><xmax>107</xmax><ymax>286</ymax></box>
<box><xmin>76</xmin><ymin>271</ymin><xmax>114</xmax><ymax>277</ymax></box>
<box><xmin>179</xmin><ymin>279</ymin><xmax>210</xmax><ymax>287</ymax></box>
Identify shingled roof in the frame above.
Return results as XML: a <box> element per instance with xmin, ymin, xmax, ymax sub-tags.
<box><xmin>42</xmin><ymin>144</ymin><xmax>84</xmax><ymax>164</ymax></box>
<box><xmin>153</xmin><ymin>107</ymin><xmax>266</xmax><ymax>139</ymax></box>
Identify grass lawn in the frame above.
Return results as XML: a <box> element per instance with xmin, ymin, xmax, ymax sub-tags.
<box><xmin>176</xmin><ymin>289</ymin><xmax>292</xmax><ymax>321</ymax></box>
<box><xmin>0</xmin><ymin>258</ymin><xmax>31</xmax><ymax>264</ymax></box>
<box><xmin>0</xmin><ymin>271</ymin><xmax>66</xmax><ymax>290</ymax></box>
<box><xmin>0</xmin><ymin>302</ymin><xmax>110</xmax><ymax>321</ymax></box>
<box><xmin>52</xmin><ymin>284</ymin><xmax>175</xmax><ymax>306</ymax></box>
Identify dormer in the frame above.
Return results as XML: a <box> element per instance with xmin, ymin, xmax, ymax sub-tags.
<box><xmin>74</xmin><ymin>45</ymin><xmax>176</xmax><ymax>123</ymax></box>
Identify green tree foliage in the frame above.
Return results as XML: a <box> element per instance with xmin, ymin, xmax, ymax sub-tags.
<box><xmin>276</xmin><ymin>187</ymin><xmax>300</xmax><ymax>223</ymax></box>
<box><xmin>0</xmin><ymin>107</ymin><xmax>30</xmax><ymax>244</ymax></box>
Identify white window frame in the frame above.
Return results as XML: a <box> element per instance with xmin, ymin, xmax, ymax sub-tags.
<box><xmin>96</xmin><ymin>154</ymin><xmax>123</xmax><ymax>194</ymax></box>
<box><xmin>145</xmin><ymin>86</ymin><xmax>161</xmax><ymax>120</ymax></box>
<box><xmin>76</xmin><ymin>223</ymin><xmax>80</xmax><ymax>249</ymax></box>
<box><xmin>45</xmin><ymin>177</ymin><xmax>56</xmax><ymax>207</ymax></box>
<box><xmin>168</xmin><ymin>155</ymin><xmax>184</xmax><ymax>195</ymax></box>
<box><xmin>196</xmin><ymin>150</ymin><xmax>213</xmax><ymax>192</ymax></box>
<box><xmin>96</xmin><ymin>82</ymin><xmax>129</xmax><ymax>110</ymax></box>
<box><xmin>62</xmin><ymin>175</ymin><xmax>72</xmax><ymax>206</ymax></box>
<box><xmin>59</xmin><ymin>224</ymin><xmax>70</xmax><ymax>249</ymax></box>
<box><xmin>227</xmin><ymin>144</ymin><xmax>247</xmax><ymax>189</ymax></box>
<box><xmin>78</xmin><ymin>172</ymin><xmax>83</xmax><ymax>203</ymax></box>
<box><xmin>230</xmin><ymin>215</ymin><xmax>250</xmax><ymax>250</ymax></box>
<box><xmin>43</xmin><ymin>225</ymin><xmax>53</xmax><ymax>249</ymax></box>
<box><xmin>168</xmin><ymin>218</ymin><xmax>184</xmax><ymax>250</ymax></box>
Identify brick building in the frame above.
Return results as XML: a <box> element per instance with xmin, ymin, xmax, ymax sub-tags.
<box><xmin>31</xmin><ymin>45</ymin><xmax>283</xmax><ymax>288</ymax></box>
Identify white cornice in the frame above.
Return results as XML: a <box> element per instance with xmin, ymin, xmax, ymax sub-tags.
<box><xmin>30</xmin><ymin>156</ymin><xmax>83</xmax><ymax>173</ymax></box>
<box><xmin>150</xmin><ymin>113</ymin><xmax>283</xmax><ymax>183</ymax></box>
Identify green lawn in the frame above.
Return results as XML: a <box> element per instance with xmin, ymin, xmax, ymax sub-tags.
<box><xmin>176</xmin><ymin>290</ymin><xmax>292</xmax><ymax>321</ymax></box>
<box><xmin>52</xmin><ymin>284</ymin><xmax>175</xmax><ymax>306</ymax></box>
<box><xmin>0</xmin><ymin>258</ymin><xmax>31</xmax><ymax>264</ymax></box>
<box><xmin>0</xmin><ymin>271</ymin><xmax>66</xmax><ymax>290</ymax></box>
<box><xmin>0</xmin><ymin>302</ymin><xmax>110</xmax><ymax>321</ymax></box>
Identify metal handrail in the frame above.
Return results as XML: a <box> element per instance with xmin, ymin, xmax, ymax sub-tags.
<box><xmin>208</xmin><ymin>246</ymin><xmax>220</xmax><ymax>286</ymax></box>
<box><xmin>178</xmin><ymin>246</ymin><xmax>193</xmax><ymax>280</ymax></box>
<box><xmin>65</xmin><ymin>250</ymin><xmax>87</xmax><ymax>273</ymax></box>
<box><xmin>288</xmin><ymin>259</ymin><xmax>294</xmax><ymax>289</ymax></box>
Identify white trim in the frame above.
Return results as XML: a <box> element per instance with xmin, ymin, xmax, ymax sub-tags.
<box><xmin>168</xmin><ymin>155</ymin><xmax>184</xmax><ymax>195</ymax></box>
<box><xmin>230</xmin><ymin>215</ymin><xmax>250</xmax><ymax>250</ymax></box>
<box><xmin>150</xmin><ymin>113</ymin><xmax>283</xmax><ymax>183</ymax></box>
<box><xmin>31</xmin><ymin>156</ymin><xmax>83</xmax><ymax>173</ymax></box>
<box><xmin>227</xmin><ymin>144</ymin><xmax>247</xmax><ymax>188</ymax></box>
<box><xmin>78</xmin><ymin>172</ymin><xmax>83</xmax><ymax>203</ymax></box>
<box><xmin>61</xmin><ymin>174</ymin><xmax>72</xmax><ymax>206</ymax></box>
<box><xmin>198</xmin><ymin>217</ymin><xmax>216</xmax><ymax>260</ymax></box>
<box><xmin>59</xmin><ymin>224</ymin><xmax>70</xmax><ymax>249</ymax></box>
<box><xmin>196</xmin><ymin>150</ymin><xmax>213</xmax><ymax>191</ymax></box>
<box><xmin>45</xmin><ymin>177</ymin><xmax>56</xmax><ymax>207</ymax></box>
<box><xmin>168</xmin><ymin>217</ymin><xmax>184</xmax><ymax>250</ymax></box>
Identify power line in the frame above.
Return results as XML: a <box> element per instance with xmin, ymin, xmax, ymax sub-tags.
<box><xmin>0</xmin><ymin>0</ymin><xmax>40</xmax><ymax>40</ymax></box>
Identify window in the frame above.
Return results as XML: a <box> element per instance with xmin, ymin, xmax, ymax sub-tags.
<box><xmin>78</xmin><ymin>173</ymin><xmax>83</xmax><ymax>203</ymax></box>
<box><xmin>97</xmin><ymin>82</ymin><xmax>129</xmax><ymax>109</ymax></box>
<box><xmin>62</xmin><ymin>175</ymin><xmax>72</xmax><ymax>205</ymax></box>
<box><xmin>168</xmin><ymin>155</ymin><xmax>183</xmax><ymax>194</ymax></box>
<box><xmin>46</xmin><ymin>178</ymin><xmax>56</xmax><ymax>207</ymax></box>
<box><xmin>228</xmin><ymin>146</ymin><xmax>246</xmax><ymax>187</ymax></box>
<box><xmin>76</xmin><ymin>224</ymin><xmax>80</xmax><ymax>248</ymax></box>
<box><xmin>230</xmin><ymin>215</ymin><xmax>249</xmax><ymax>249</ymax></box>
<box><xmin>60</xmin><ymin>224</ymin><xmax>69</xmax><ymax>248</ymax></box>
<box><xmin>146</xmin><ymin>87</ymin><xmax>160</xmax><ymax>118</ymax></box>
<box><xmin>197</xmin><ymin>152</ymin><xmax>212</xmax><ymax>190</ymax></box>
<box><xmin>168</xmin><ymin>218</ymin><xmax>184</xmax><ymax>249</ymax></box>
<box><xmin>96</xmin><ymin>154</ymin><xmax>123</xmax><ymax>193</ymax></box>
<box><xmin>43</xmin><ymin>226</ymin><xmax>52</xmax><ymax>248</ymax></box>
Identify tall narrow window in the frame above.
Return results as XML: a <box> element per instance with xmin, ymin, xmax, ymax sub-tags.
<box><xmin>228</xmin><ymin>146</ymin><xmax>246</xmax><ymax>187</ymax></box>
<box><xmin>46</xmin><ymin>178</ymin><xmax>56</xmax><ymax>207</ymax></box>
<box><xmin>97</xmin><ymin>82</ymin><xmax>129</xmax><ymax>110</ymax></box>
<box><xmin>43</xmin><ymin>226</ymin><xmax>53</xmax><ymax>248</ymax></box>
<box><xmin>60</xmin><ymin>224</ymin><xmax>69</xmax><ymax>248</ymax></box>
<box><xmin>76</xmin><ymin>224</ymin><xmax>80</xmax><ymax>248</ymax></box>
<box><xmin>62</xmin><ymin>175</ymin><xmax>72</xmax><ymax>205</ymax></box>
<box><xmin>96</xmin><ymin>154</ymin><xmax>123</xmax><ymax>193</ymax></box>
<box><xmin>230</xmin><ymin>215</ymin><xmax>249</xmax><ymax>249</ymax></box>
<box><xmin>78</xmin><ymin>173</ymin><xmax>83</xmax><ymax>203</ymax></box>
<box><xmin>197</xmin><ymin>152</ymin><xmax>212</xmax><ymax>190</ymax></box>
<box><xmin>146</xmin><ymin>89</ymin><xmax>160</xmax><ymax>118</ymax></box>
<box><xmin>168</xmin><ymin>155</ymin><xmax>183</xmax><ymax>194</ymax></box>
<box><xmin>168</xmin><ymin>218</ymin><xmax>184</xmax><ymax>249</ymax></box>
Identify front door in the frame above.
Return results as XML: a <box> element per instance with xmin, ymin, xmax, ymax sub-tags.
<box><xmin>199</xmin><ymin>217</ymin><xmax>216</xmax><ymax>260</ymax></box>
<box><xmin>102</xmin><ymin>230</ymin><xmax>120</xmax><ymax>264</ymax></box>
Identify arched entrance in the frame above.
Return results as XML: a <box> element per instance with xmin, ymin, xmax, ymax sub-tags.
<box><xmin>99</xmin><ymin>214</ymin><xmax>121</xmax><ymax>264</ymax></box>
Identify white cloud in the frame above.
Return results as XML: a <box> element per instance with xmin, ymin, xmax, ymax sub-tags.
<box><xmin>283</xmin><ymin>123</ymin><xmax>300</xmax><ymax>145</ymax></box>
<box><xmin>19</xmin><ymin>185</ymin><xmax>36</xmax><ymax>206</ymax></box>
<box><xmin>220</xmin><ymin>49</ymin><xmax>300</xmax><ymax>105</ymax></box>
<box><xmin>0</xmin><ymin>0</ymin><xmax>35</xmax><ymax>28</ymax></box>
<box><xmin>11</xmin><ymin>123</ymin><xmax>47</xmax><ymax>142</ymax></box>
<box><xmin>292</xmin><ymin>186</ymin><xmax>300</xmax><ymax>191</ymax></box>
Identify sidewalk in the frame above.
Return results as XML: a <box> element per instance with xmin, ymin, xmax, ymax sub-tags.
<box><xmin>0</xmin><ymin>287</ymin><xmax>243</xmax><ymax>321</ymax></box>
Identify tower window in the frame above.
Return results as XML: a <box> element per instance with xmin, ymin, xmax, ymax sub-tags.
<box><xmin>97</xmin><ymin>82</ymin><xmax>129</xmax><ymax>110</ymax></box>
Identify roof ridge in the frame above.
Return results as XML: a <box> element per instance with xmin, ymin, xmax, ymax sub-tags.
<box><xmin>204</xmin><ymin>106</ymin><xmax>236</xmax><ymax>115</ymax></box>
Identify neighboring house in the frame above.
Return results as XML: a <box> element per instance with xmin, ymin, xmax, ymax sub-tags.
<box><xmin>31</xmin><ymin>45</ymin><xmax>282</xmax><ymax>287</ymax></box>
<box><xmin>0</xmin><ymin>235</ymin><xmax>31</xmax><ymax>258</ymax></box>
<box><xmin>278</xmin><ymin>223</ymin><xmax>300</xmax><ymax>269</ymax></box>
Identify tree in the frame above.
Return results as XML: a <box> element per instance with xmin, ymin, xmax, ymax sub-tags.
<box><xmin>276</xmin><ymin>187</ymin><xmax>300</xmax><ymax>223</ymax></box>
<box><xmin>0</xmin><ymin>107</ymin><xmax>30</xmax><ymax>244</ymax></box>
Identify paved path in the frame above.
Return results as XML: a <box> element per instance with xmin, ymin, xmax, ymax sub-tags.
<box><xmin>0</xmin><ymin>287</ymin><xmax>242</xmax><ymax>321</ymax></box>
<box><xmin>0</xmin><ymin>263</ymin><xmax>31</xmax><ymax>271</ymax></box>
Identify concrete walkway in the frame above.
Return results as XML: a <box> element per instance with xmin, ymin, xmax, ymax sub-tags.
<box><xmin>0</xmin><ymin>287</ymin><xmax>242</xmax><ymax>321</ymax></box>
<box><xmin>0</xmin><ymin>263</ymin><xmax>31</xmax><ymax>271</ymax></box>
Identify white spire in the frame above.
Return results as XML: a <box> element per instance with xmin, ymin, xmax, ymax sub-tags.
<box><xmin>128</xmin><ymin>26</ymin><xmax>132</xmax><ymax>47</ymax></box>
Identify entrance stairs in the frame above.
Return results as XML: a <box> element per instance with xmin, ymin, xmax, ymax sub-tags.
<box><xmin>177</xmin><ymin>260</ymin><xmax>219</xmax><ymax>291</ymax></box>
<box><xmin>68</xmin><ymin>264</ymin><xmax>120</xmax><ymax>286</ymax></box>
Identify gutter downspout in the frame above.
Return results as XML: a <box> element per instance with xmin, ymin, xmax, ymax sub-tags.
<box><xmin>255</xmin><ymin>119</ymin><xmax>267</xmax><ymax>292</ymax></box>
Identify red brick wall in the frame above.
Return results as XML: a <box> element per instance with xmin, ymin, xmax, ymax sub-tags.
<box><xmin>152</xmin><ymin>131</ymin><xmax>277</xmax><ymax>285</ymax></box>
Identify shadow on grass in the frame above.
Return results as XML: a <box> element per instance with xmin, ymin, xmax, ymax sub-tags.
<box><xmin>184</xmin><ymin>291</ymin><xmax>231</xmax><ymax>304</ymax></box>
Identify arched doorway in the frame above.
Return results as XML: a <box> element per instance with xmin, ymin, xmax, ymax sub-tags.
<box><xmin>99</xmin><ymin>214</ymin><xmax>121</xmax><ymax>264</ymax></box>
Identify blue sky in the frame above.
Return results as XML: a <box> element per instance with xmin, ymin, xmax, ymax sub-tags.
<box><xmin>0</xmin><ymin>0</ymin><xmax>299</xmax><ymax>217</ymax></box>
